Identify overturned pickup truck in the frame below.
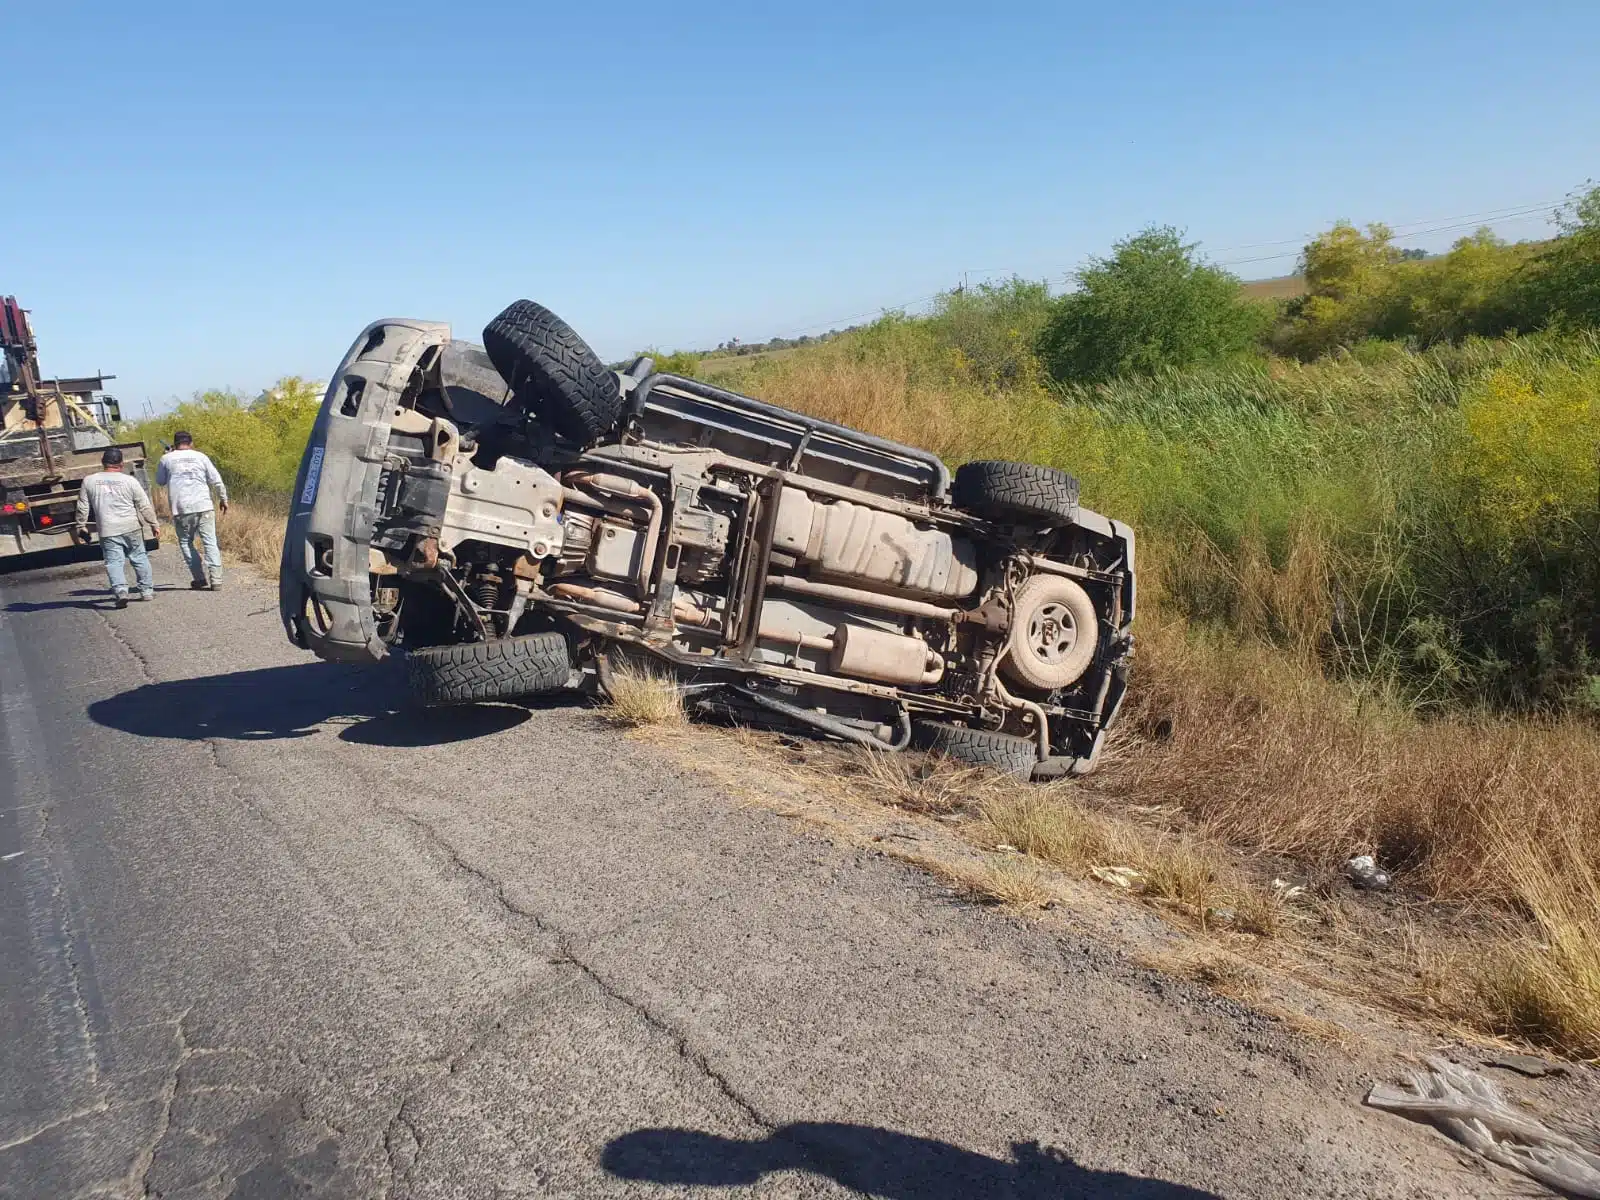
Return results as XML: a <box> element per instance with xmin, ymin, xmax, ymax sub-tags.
<box><xmin>280</xmin><ymin>302</ymin><xmax>1135</xmax><ymax>778</ymax></box>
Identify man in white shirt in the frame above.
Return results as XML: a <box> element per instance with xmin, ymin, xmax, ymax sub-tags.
<box><xmin>156</xmin><ymin>430</ymin><xmax>230</xmax><ymax>591</ymax></box>
<box><xmin>75</xmin><ymin>447</ymin><xmax>162</xmax><ymax>609</ymax></box>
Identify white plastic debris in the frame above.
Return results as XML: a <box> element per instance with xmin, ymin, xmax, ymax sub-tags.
<box><xmin>1090</xmin><ymin>865</ymin><xmax>1145</xmax><ymax>890</ymax></box>
<box><xmin>1366</xmin><ymin>1055</ymin><xmax>1600</xmax><ymax>1198</ymax></box>
<box><xmin>1345</xmin><ymin>854</ymin><xmax>1392</xmax><ymax>890</ymax></box>
<box><xmin>1272</xmin><ymin>878</ymin><xmax>1307</xmax><ymax>902</ymax></box>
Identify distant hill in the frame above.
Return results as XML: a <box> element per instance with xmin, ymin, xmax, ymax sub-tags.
<box><xmin>1240</xmin><ymin>275</ymin><xmax>1307</xmax><ymax>300</ymax></box>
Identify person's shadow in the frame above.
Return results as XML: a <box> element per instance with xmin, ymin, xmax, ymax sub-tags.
<box><xmin>602</xmin><ymin>1124</ymin><xmax>1221</xmax><ymax>1199</ymax></box>
<box><xmin>4</xmin><ymin>586</ymin><xmax>189</xmax><ymax>613</ymax></box>
<box><xmin>87</xmin><ymin>660</ymin><xmax>535</xmax><ymax>748</ymax></box>
<box><xmin>5</xmin><ymin>596</ymin><xmax>115</xmax><ymax>612</ymax></box>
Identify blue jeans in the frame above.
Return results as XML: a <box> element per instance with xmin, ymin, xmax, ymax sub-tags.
<box><xmin>174</xmin><ymin>510</ymin><xmax>221</xmax><ymax>584</ymax></box>
<box><xmin>102</xmin><ymin>532</ymin><xmax>153</xmax><ymax>597</ymax></box>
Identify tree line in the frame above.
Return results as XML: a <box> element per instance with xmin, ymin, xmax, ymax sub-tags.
<box><xmin>1032</xmin><ymin>183</ymin><xmax>1600</xmax><ymax>384</ymax></box>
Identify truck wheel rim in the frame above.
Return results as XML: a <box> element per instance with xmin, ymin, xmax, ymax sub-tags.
<box><xmin>1027</xmin><ymin>601</ymin><xmax>1077</xmax><ymax>665</ymax></box>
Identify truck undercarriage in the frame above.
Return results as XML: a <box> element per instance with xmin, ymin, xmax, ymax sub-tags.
<box><xmin>281</xmin><ymin>304</ymin><xmax>1136</xmax><ymax>779</ymax></box>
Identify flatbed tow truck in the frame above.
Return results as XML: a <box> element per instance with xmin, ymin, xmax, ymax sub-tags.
<box><xmin>1</xmin><ymin>296</ymin><xmax>151</xmax><ymax>564</ymax></box>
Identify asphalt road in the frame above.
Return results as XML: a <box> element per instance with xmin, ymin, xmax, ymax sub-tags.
<box><xmin>1</xmin><ymin>549</ymin><xmax>1493</xmax><ymax>1199</ymax></box>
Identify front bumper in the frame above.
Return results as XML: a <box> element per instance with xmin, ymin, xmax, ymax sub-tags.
<box><xmin>278</xmin><ymin>318</ymin><xmax>451</xmax><ymax>662</ymax></box>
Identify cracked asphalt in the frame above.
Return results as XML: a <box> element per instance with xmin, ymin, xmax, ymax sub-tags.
<box><xmin>1</xmin><ymin>551</ymin><xmax>1500</xmax><ymax>1199</ymax></box>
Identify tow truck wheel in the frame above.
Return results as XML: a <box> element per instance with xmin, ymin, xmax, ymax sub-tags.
<box><xmin>406</xmin><ymin>632</ymin><xmax>573</xmax><ymax>705</ymax></box>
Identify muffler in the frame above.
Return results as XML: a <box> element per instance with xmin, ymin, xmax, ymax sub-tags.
<box><xmin>828</xmin><ymin>624</ymin><xmax>944</xmax><ymax>686</ymax></box>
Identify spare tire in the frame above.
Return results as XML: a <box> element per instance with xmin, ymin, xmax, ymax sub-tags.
<box><xmin>482</xmin><ymin>300</ymin><xmax>622</xmax><ymax>445</ymax></box>
<box><xmin>407</xmin><ymin>631</ymin><xmax>573</xmax><ymax>705</ymax></box>
<box><xmin>953</xmin><ymin>460</ymin><xmax>1079</xmax><ymax>527</ymax></box>
<box><xmin>1002</xmin><ymin>574</ymin><xmax>1100</xmax><ymax>690</ymax></box>
<box><xmin>912</xmin><ymin>720</ymin><xmax>1038</xmax><ymax>778</ymax></box>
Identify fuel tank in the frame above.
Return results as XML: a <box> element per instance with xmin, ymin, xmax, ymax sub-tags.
<box><xmin>772</xmin><ymin>487</ymin><xmax>977</xmax><ymax>598</ymax></box>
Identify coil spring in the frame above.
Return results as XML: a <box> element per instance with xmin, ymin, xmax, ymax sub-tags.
<box><xmin>469</xmin><ymin>572</ymin><xmax>501</xmax><ymax>611</ymax></box>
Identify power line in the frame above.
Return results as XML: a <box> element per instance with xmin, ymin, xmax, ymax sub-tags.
<box><xmin>1212</xmin><ymin>205</ymin><xmax>1556</xmax><ymax>270</ymax></box>
<box><xmin>1207</xmin><ymin>197</ymin><xmax>1562</xmax><ymax>253</ymax></box>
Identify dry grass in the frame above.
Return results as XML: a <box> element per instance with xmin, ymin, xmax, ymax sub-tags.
<box><xmin>1239</xmin><ymin>274</ymin><xmax>1308</xmax><ymax>301</ymax></box>
<box><xmin>153</xmin><ymin>491</ymin><xmax>287</xmax><ymax>579</ymax></box>
<box><xmin>1475</xmin><ymin>831</ymin><xmax>1600</xmax><ymax>1057</ymax></box>
<box><xmin>601</xmin><ymin>660</ymin><xmax>687</xmax><ymax>728</ymax></box>
<box><xmin>215</xmin><ymin>494</ymin><xmax>288</xmax><ymax>578</ymax></box>
<box><xmin>1145</xmin><ymin>947</ymin><xmax>1268</xmax><ymax>1003</ymax></box>
<box><xmin>721</xmin><ymin>350</ymin><xmax>1071</xmax><ymax>471</ymax></box>
<box><xmin>897</xmin><ymin>849</ymin><xmax>1060</xmax><ymax>911</ymax></box>
<box><xmin>823</xmin><ymin>750</ymin><xmax>1291</xmax><ymax>938</ymax></box>
<box><xmin>843</xmin><ymin>748</ymin><xmax>1015</xmax><ymax>816</ymax></box>
<box><xmin>1116</xmin><ymin>617</ymin><xmax>1600</xmax><ymax>903</ymax></box>
<box><xmin>1101</xmin><ymin>616</ymin><xmax>1600</xmax><ymax>1054</ymax></box>
<box><xmin>979</xmin><ymin>789</ymin><xmax>1287</xmax><ymax>936</ymax></box>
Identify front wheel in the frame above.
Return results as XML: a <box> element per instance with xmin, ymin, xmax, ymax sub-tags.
<box><xmin>407</xmin><ymin>632</ymin><xmax>573</xmax><ymax>705</ymax></box>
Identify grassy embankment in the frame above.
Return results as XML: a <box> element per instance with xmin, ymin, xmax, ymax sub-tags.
<box><xmin>694</xmin><ymin>315</ymin><xmax>1600</xmax><ymax>1057</ymax></box>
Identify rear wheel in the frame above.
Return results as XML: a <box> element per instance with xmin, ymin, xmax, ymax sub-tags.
<box><xmin>481</xmin><ymin>300</ymin><xmax>622</xmax><ymax>445</ymax></box>
<box><xmin>912</xmin><ymin>720</ymin><xmax>1038</xmax><ymax>778</ymax></box>
<box><xmin>953</xmin><ymin>460</ymin><xmax>1079</xmax><ymax>526</ymax></box>
<box><xmin>407</xmin><ymin>632</ymin><xmax>573</xmax><ymax>705</ymax></box>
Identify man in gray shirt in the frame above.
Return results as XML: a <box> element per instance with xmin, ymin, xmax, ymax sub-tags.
<box><xmin>75</xmin><ymin>447</ymin><xmax>162</xmax><ymax>609</ymax></box>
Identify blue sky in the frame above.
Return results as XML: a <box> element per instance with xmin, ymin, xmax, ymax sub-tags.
<box><xmin>11</xmin><ymin>1</ymin><xmax>1598</xmax><ymax>412</ymax></box>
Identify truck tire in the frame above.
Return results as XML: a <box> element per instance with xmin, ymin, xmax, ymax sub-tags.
<box><xmin>913</xmin><ymin>720</ymin><xmax>1038</xmax><ymax>778</ymax></box>
<box><xmin>952</xmin><ymin>460</ymin><xmax>1079</xmax><ymax>526</ymax></box>
<box><xmin>406</xmin><ymin>632</ymin><xmax>573</xmax><ymax>705</ymax></box>
<box><xmin>481</xmin><ymin>300</ymin><xmax>622</xmax><ymax>445</ymax></box>
<box><xmin>439</xmin><ymin>339</ymin><xmax>513</xmax><ymax>405</ymax></box>
<box><xmin>1003</xmin><ymin>574</ymin><xmax>1099</xmax><ymax>690</ymax></box>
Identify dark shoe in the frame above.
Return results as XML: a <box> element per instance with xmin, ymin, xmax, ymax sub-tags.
<box><xmin>190</xmin><ymin>579</ymin><xmax>209</xmax><ymax>590</ymax></box>
<box><xmin>113</xmin><ymin>594</ymin><xmax>129</xmax><ymax>610</ymax></box>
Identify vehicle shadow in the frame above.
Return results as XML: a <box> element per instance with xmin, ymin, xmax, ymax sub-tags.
<box><xmin>0</xmin><ymin>543</ymin><xmax>103</xmax><ymax>575</ymax></box>
<box><xmin>601</xmin><ymin>1124</ymin><xmax>1221</xmax><ymax>1199</ymax></box>
<box><xmin>86</xmin><ymin>661</ymin><xmax>539</xmax><ymax>748</ymax></box>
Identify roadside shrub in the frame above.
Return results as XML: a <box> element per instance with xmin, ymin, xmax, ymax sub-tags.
<box><xmin>925</xmin><ymin>277</ymin><xmax>1054</xmax><ymax>390</ymax></box>
<box><xmin>1274</xmin><ymin>188</ymin><xmax>1600</xmax><ymax>356</ymax></box>
<box><xmin>1419</xmin><ymin>356</ymin><xmax>1600</xmax><ymax>707</ymax></box>
<box><xmin>636</xmin><ymin>348</ymin><xmax>702</xmax><ymax>376</ymax></box>
<box><xmin>1273</xmin><ymin>222</ymin><xmax>1412</xmax><ymax>358</ymax></box>
<box><xmin>127</xmin><ymin>378</ymin><xmax>320</xmax><ymax>496</ymax></box>
<box><xmin>1037</xmin><ymin>227</ymin><xmax>1269</xmax><ymax>384</ymax></box>
<box><xmin>1528</xmin><ymin>183</ymin><xmax>1600</xmax><ymax>332</ymax></box>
